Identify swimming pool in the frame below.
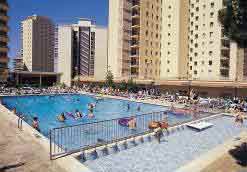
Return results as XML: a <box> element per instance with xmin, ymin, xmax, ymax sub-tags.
<box><xmin>0</xmin><ymin>94</ymin><xmax>195</xmax><ymax>137</ymax></box>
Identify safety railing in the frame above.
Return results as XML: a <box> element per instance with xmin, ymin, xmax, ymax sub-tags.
<box><xmin>49</xmin><ymin>111</ymin><xmax>168</xmax><ymax>159</ymax></box>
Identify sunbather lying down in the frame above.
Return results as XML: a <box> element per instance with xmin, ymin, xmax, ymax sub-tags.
<box><xmin>148</xmin><ymin>121</ymin><xmax>168</xmax><ymax>130</ymax></box>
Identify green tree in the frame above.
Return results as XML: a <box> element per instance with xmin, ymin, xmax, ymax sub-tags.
<box><xmin>219</xmin><ymin>0</ymin><xmax>247</xmax><ymax>80</ymax></box>
<box><xmin>105</xmin><ymin>70</ymin><xmax>114</xmax><ymax>88</ymax></box>
<box><xmin>127</xmin><ymin>78</ymin><xmax>138</xmax><ymax>93</ymax></box>
<box><xmin>119</xmin><ymin>80</ymin><xmax>127</xmax><ymax>91</ymax></box>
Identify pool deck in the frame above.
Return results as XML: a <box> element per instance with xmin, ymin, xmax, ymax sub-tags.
<box><xmin>0</xmin><ymin>93</ymin><xmax>246</xmax><ymax>172</ymax></box>
<box><xmin>0</xmin><ymin>104</ymin><xmax>92</xmax><ymax>172</ymax></box>
<box><xmin>176</xmin><ymin>131</ymin><xmax>247</xmax><ymax>172</ymax></box>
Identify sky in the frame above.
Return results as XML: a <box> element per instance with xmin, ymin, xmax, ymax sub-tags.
<box><xmin>8</xmin><ymin>0</ymin><xmax>109</xmax><ymax>60</ymax></box>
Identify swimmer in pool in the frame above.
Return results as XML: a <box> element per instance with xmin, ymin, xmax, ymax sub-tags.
<box><xmin>75</xmin><ymin>109</ymin><xmax>83</xmax><ymax>119</ymax></box>
<box><xmin>57</xmin><ymin>112</ymin><xmax>66</xmax><ymax>122</ymax></box>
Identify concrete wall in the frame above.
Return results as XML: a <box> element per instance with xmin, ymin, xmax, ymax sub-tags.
<box><xmin>57</xmin><ymin>26</ymin><xmax>73</xmax><ymax>87</ymax></box>
<box><xmin>94</xmin><ymin>26</ymin><xmax>108</xmax><ymax>80</ymax></box>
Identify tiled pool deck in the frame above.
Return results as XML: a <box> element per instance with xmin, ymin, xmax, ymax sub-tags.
<box><xmin>83</xmin><ymin>116</ymin><xmax>246</xmax><ymax>172</ymax></box>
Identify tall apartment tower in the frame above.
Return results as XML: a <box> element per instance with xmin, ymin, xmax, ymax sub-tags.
<box><xmin>160</xmin><ymin>0</ymin><xmax>189</xmax><ymax>80</ymax></box>
<box><xmin>188</xmin><ymin>0</ymin><xmax>239</xmax><ymax>81</ymax></box>
<box><xmin>108</xmin><ymin>0</ymin><xmax>162</xmax><ymax>80</ymax></box>
<box><xmin>58</xmin><ymin>19</ymin><xmax>107</xmax><ymax>86</ymax></box>
<box><xmin>0</xmin><ymin>0</ymin><xmax>9</xmax><ymax>82</ymax></box>
<box><xmin>21</xmin><ymin>15</ymin><xmax>55</xmax><ymax>72</ymax></box>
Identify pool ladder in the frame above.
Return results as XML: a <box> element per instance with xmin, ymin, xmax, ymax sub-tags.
<box><xmin>17</xmin><ymin>115</ymin><xmax>24</xmax><ymax>130</ymax></box>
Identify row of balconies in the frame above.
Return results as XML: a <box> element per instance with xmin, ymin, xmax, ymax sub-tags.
<box><xmin>0</xmin><ymin>2</ymin><xmax>9</xmax><ymax>11</ymax></box>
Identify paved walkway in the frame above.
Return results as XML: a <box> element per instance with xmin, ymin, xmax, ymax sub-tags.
<box><xmin>201</xmin><ymin>137</ymin><xmax>247</xmax><ymax>172</ymax></box>
<box><xmin>0</xmin><ymin>107</ymin><xmax>68</xmax><ymax>172</ymax></box>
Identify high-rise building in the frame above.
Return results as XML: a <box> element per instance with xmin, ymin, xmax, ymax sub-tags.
<box><xmin>0</xmin><ymin>0</ymin><xmax>9</xmax><ymax>82</ymax></box>
<box><xmin>188</xmin><ymin>0</ymin><xmax>238</xmax><ymax>81</ymax></box>
<box><xmin>108</xmin><ymin>0</ymin><xmax>162</xmax><ymax>80</ymax></box>
<box><xmin>160</xmin><ymin>0</ymin><xmax>189</xmax><ymax>80</ymax></box>
<box><xmin>108</xmin><ymin>0</ymin><xmax>245</xmax><ymax>82</ymax></box>
<box><xmin>13</xmin><ymin>57</ymin><xmax>24</xmax><ymax>72</ymax></box>
<box><xmin>57</xmin><ymin>19</ymin><xmax>107</xmax><ymax>86</ymax></box>
<box><xmin>21</xmin><ymin>15</ymin><xmax>55</xmax><ymax>72</ymax></box>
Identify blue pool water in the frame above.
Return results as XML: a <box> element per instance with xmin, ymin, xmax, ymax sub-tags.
<box><xmin>83</xmin><ymin>116</ymin><xmax>246</xmax><ymax>172</ymax></box>
<box><xmin>0</xmin><ymin>94</ymin><xmax>193</xmax><ymax>137</ymax></box>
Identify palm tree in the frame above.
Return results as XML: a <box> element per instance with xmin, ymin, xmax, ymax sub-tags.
<box><xmin>218</xmin><ymin>0</ymin><xmax>247</xmax><ymax>81</ymax></box>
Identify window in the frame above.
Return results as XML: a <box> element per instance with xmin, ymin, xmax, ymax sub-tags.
<box><xmin>194</xmin><ymin>61</ymin><xmax>198</xmax><ymax>66</ymax></box>
<box><xmin>194</xmin><ymin>70</ymin><xmax>198</xmax><ymax>75</ymax></box>
<box><xmin>209</xmin><ymin>60</ymin><xmax>213</xmax><ymax>65</ymax></box>
<box><xmin>210</xmin><ymin>32</ymin><xmax>213</xmax><ymax>37</ymax></box>
<box><xmin>167</xmin><ymin>60</ymin><xmax>170</xmax><ymax>64</ymax></box>
<box><xmin>195</xmin><ymin>43</ymin><xmax>198</xmax><ymax>48</ymax></box>
<box><xmin>211</xmin><ymin>2</ymin><xmax>214</xmax><ymax>8</ymax></box>
<box><xmin>202</xmin><ymin>61</ymin><xmax>205</xmax><ymax>65</ymax></box>
<box><xmin>210</xmin><ymin>12</ymin><xmax>214</xmax><ymax>18</ymax></box>
<box><xmin>209</xmin><ymin>51</ymin><xmax>213</xmax><ymax>56</ymax></box>
<box><xmin>210</xmin><ymin>22</ymin><xmax>214</xmax><ymax>27</ymax></box>
<box><xmin>167</xmin><ymin>69</ymin><xmax>170</xmax><ymax>72</ymax></box>
<box><xmin>190</xmin><ymin>66</ymin><xmax>192</xmax><ymax>70</ymax></box>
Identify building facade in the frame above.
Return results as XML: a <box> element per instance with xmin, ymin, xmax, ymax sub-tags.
<box><xmin>188</xmin><ymin>0</ymin><xmax>238</xmax><ymax>81</ymax></box>
<box><xmin>21</xmin><ymin>15</ymin><xmax>55</xmax><ymax>72</ymax></box>
<box><xmin>57</xmin><ymin>19</ymin><xmax>107</xmax><ymax>86</ymax></box>
<box><xmin>108</xmin><ymin>0</ymin><xmax>245</xmax><ymax>82</ymax></box>
<box><xmin>160</xmin><ymin>0</ymin><xmax>189</xmax><ymax>80</ymax></box>
<box><xmin>108</xmin><ymin>0</ymin><xmax>162</xmax><ymax>80</ymax></box>
<box><xmin>0</xmin><ymin>0</ymin><xmax>9</xmax><ymax>82</ymax></box>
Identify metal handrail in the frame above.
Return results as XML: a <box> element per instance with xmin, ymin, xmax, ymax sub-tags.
<box><xmin>49</xmin><ymin>109</ymin><xmax>216</xmax><ymax>160</ymax></box>
<box><xmin>49</xmin><ymin>110</ymin><xmax>169</xmax><ymax>159</ymax></box>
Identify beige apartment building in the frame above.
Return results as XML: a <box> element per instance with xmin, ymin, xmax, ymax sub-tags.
<box><xmin>0</xmin><ymin>0</ymin><xmax>9</xmax><ymax>82</ymax></box>
<box><xmin>108</xmin><ymin>0</ymin><xmax>162</xmax><ymax>80</ymax></box>
<box><xmin>160</xmin><ymin>0</ymin><xmax>189</xmax><ymax>80</ymax></box>
<box><xmin>21</xmin><ymin>15</ymin><xmax>55</xmax><ymax>72</ymax></box>
<box><xmin>58</xmin><ymin>19</ymin><xmax>107</xmax><ymax>86</ymax></box>
<box><xmin>188</xmin><ymin>0</ymin><xmax>239</xmax><ymax>81</ymax></box>
<box><xmin>108</xmin><ymin>0</ymin><xmax>246</xmax><ymax>82</ymax></box>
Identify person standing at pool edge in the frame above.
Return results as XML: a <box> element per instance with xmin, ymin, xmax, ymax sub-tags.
<box><xmin>32</xmin><ymin>117</ymin><xmax>40</xmax><ymax>132</ymax></box>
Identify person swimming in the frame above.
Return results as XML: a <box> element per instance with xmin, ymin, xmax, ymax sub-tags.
<box><xmin>32</xmin><ymin>117</ymin><xmax>40</xmax><ymax>132</ymax></box>
<box><xmin>137</xmin><ymin>105</ymin><xmax>141</xmax><ymax>111</ymax></box>
<box><xmin>75</xmin><ymin>109</ymin><xmax>83</xmax><ymax>119</ymax></box>
<box><xmin>57</xmin><ymin>112</ymin><xmax>66</xmax><ymax>122</ymax></box>
<box><xmin>127</xmin><ymin>103</ymin><xmax>130</xmax><ymax>111</ymax></box>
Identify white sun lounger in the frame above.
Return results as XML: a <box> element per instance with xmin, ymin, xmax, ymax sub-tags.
<box><xmin>187</xmin><ymin>122</ymin><xmax>213</xmax><ymax>131</ymax></box>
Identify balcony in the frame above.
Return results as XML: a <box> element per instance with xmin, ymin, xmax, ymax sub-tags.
<box><xmin>0</xmin><ymin>25</ymin><xmax>8</xmax><ymax>32</ymax></box>
<box><xmin>0</xmin><ymin>56</ymin><xmax>8</xmax><ymax>63</ymax></box>
<box><xmin>0</xmin><ymin>3</ymin><xmax>9</xmax><ymax>11</ymax></box>
<box><xmin>130</xmin><ymin>40</ymin><xmax>139</xmax><ymax>48</ymax></box>
<box><xmin>132</xmin><ymin>10</ymin><xmax>140</xmax><ymax>18</ymax></box>
<box><xmin>132</xmin><ymin>0</ymin><xmax>140</xmax><ymax>9</ymax></box>
<box><xmin>0</xmin><ymin>15</ymin><xmax>8</xmax><ymax>21</ymax></box>
<box><xmin>0</xmin><ymin>35</ymin><xmax>8</xmax><ymax>42</ymax></box>
<box><xmin>221</xmin><ymin>56</ymin><xmax>230</xmax><ymax>60</ymax></box>
<box><xmin>131</xmin><ymin>60</ymin><xmax>139</xmax><ymax>67</ymax></box>
<box><xmin>0</xmin><ymin>46</ymin><xmax>8</xmax><ymax>52</ymax></box>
